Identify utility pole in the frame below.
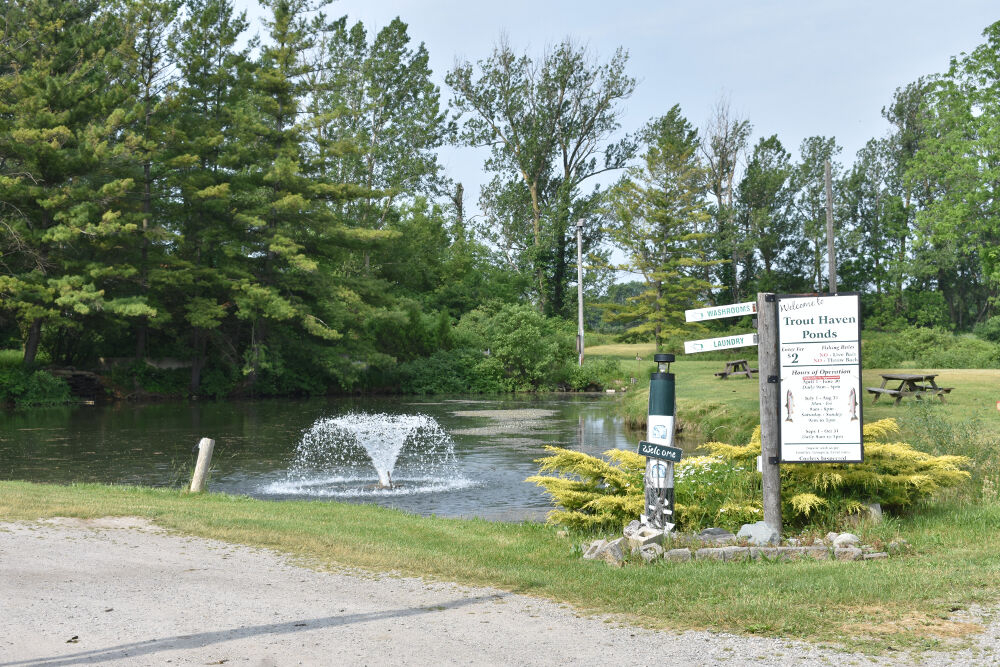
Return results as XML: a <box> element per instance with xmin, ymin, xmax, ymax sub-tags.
<box><xmin>757</xmin><ymin>293</ymin><xmax>782</xmax><ymax>536</ymax></box>
<box><xmin>825</xmin><ymin>160</ymin><xmax>837</xmax><ymax>293</ymax></box>
<box><xmin>576</xmin><ymin>218</ymin><xmax>585</xmax><ymax>366</ymax></box>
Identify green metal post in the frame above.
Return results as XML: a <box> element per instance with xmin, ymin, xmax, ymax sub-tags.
<box><xmin>645</xmin><ymin>353</ymin><xmax>676</xmax><ymax>529</ymax></box>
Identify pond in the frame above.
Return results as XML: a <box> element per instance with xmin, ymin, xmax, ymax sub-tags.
<box><xmin>0</xmin><ymin>394</ymin><xmax>683</xmax><ymax>521</ymax></box>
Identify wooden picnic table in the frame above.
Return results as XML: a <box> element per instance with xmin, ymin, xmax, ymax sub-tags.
<box><xmin>866</xmin><ymin>373</ymin><xmax>955</xmax><ymax>405</ymax></box>
<box><xmin>714</xmin><ymin>359</ymin><xmax>758</xmax><ymax>379</ymax></box>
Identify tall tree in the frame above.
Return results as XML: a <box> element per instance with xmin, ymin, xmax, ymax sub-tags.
<box><xmin>701</xmin><ymin>97</ymin><xmax>751</xmax><ymax>302</ymax></box>
<box><xmin>447</xmin><ymin>38</ymin><xmax>635</xmax><ymax>316</ymax></box>
<box><xmin>791</xmin><ymin>136</ymin><xmax>841</xmax><ymax>293</ymax></box>
<box><xmin>905</xmin><ymin>22</ymin><xmax>1000</xmax><ymax>327</ymax></box>
<box><xmin>0</xmin><ymin>0</ymin><xmax>151</xmax><ymax>365</ymax></box>
<box><xmin>604</xmin><ymin>106</ymin><xmax>719</xmax><ymax>349</ymax></box>
<box><xmin>167</xmin><ymin>0</ymin><xmax>252</xmax><ymax>392</ymax></box>
<box><xmin>735</xmin><ymin>134</ymin><xmax>794</xmax><ymax>293</ymax></box>
<box><xmin>118</xmin><ymin>0</ymin><xmax>182</xmax><ymax>360</ymax></box>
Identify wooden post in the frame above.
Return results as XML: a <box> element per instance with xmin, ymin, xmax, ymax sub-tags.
<box><xmin>825</xmin><ymin>160</ymin><xmax>837</xmax><ymax>293</ymax></box>
<box><xmin>576</xmin><ymin>219</ymin><xmax>585</xmax><ymax>366</ymax></box>
<box><xmin>189</xmin><ymin>437</ymin><xmax>215</xmax><ymax>493</ymax></box>
<box><xmin>756</xmin><ymin>293</ymin><xmax>782</xmax><ymax>535</ymax></box>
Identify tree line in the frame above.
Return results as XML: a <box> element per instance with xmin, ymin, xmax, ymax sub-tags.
<box><xmin>2</xmin><ymin>0</ymin><xmax>998</xmax><ymax>396</ymax></box>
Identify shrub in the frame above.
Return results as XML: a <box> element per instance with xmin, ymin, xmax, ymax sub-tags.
<box><xmin>974</xmin><ymin>315</ymin><xmax>1000</xmax><ymax>343</ymax></box>
<box><xmin>564</xmin><ymin>357</ymin><xmax>623</xmax><ymax>391</ymax></box>
<box><xmin>528</xmin><ymin>418</ymin><xmax>971</xmax><ymax>532</ymax></box>
<box><xmin>398</xmin><ymin>347</ymin><xmax>503</xmax><ymax>394</ymax></box>
<box><xmin>0</xmin><ymin>367</ymin><xmax>71</xmax><ymax>406</ymax></box>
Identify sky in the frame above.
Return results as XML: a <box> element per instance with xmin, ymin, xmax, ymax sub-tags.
<box><xmin>234</xmin><ymin>0</ymin><xmax>999</xmax><ymax>211</ymax></box>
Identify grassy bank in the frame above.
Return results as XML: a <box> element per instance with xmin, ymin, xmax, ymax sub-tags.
<box><xmin>1</xmin><ymin>480</ymin><xmax>998</xmax><ymax>653</ymax></box>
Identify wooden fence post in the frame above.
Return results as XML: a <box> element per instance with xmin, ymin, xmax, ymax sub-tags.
<box><xmin>189</xmin><ymin>437</ymin><xmax>215</xmax><ymax>493</ymax></box>
<box><xmin>757</xmin><ymin>293</ymin><xmax>782</xmax><ymax>535</ymax></box>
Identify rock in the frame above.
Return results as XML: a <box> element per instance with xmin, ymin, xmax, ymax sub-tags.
<box><xmin>722</xmin><ymin>546</ymin><xmax>750</xmax><ymax>562</ymax></box>
<box><xmin>638</xmin><ymin>543</ymin><xmax>664</xmax><ymax>563</ymax></box>
<box><xmin>582</xmin><ymin>540</ymin><xmax>607</xmax><ymax>560</ymax></box>
<box><xmin>825</xmin><ymin>532</ymin><xmax>839</xmax><ymax>544</ymax></box>
<box><xmin>803</xmin><ymin>546</ymin><xmax>830</xmax><ymax>560</ymax></box>
<box><xmin>665</xmin><ymin>548</ymin><xmax>691</xmax><ymax>562</ymax></box>
<box><xmin>736</xmin><ymin>521</ymin><xmax>779</xmax><ymax>546</ymax></box>
<box><xmin>598</xmin><ymin>538</ymin><xmax>627</xmax><ymax>567</ymax></box>
<box><xmin>863</xmin><ymin>552</ymin><xmax>889</xmax><ymax>560</ymax></box>
<box><xmin>786</xmin><ymin>538</ymin><xmax>801</xmax><ymax>547</ymax></box>
<box><xmin>778</xmin><ymin>547</ymin><xmax>805</xmax><ymax>561</ymax></box>
<box><xmin>627</xmin><ymin>526</ymin><xmax>665</xmax><ymax>551</ymax></box>
<box><xmin>623</xmin><ymin>520</ymin><xmax>642</xmax><ymax>540</ymax></box>
<box><xmin>833</xmin><ymin>533</ymin><xmax>860</xmax><ymax>548</ymax></box>
<box><xmin>834</xmin><ymin>547</ymin><xmax>863</xmax><ymax>561</ymax></box>
<box><xmin>751</xmin><ymin>547</ymin><xmax>783</xmax><ymax>561</ymax></box>
<box><xmin>697</xmin><ymin>527</ymin><xmax>736</xmax><ymax>545</ymax></box>
<box><xmin>866</xmin><ymin>503</ymin><xmax>883</xmax><ymax>523</ymax></box>
<box><xmin>695</xmin><ymin>547</ymin><xmax>725</xmax><ymax>561</ymax></box>
<box><xmin>555</xmin><ymin>530</ymin><xmax>568</xmax><ymax>538</ymax></box>
<box><xmin>887</xmin><ymin>539</ymin><xmax>910</xmax><ymax>555</ymax></box>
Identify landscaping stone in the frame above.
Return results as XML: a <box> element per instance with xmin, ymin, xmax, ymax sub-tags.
<box><xmin>803</xmin><ymin>546</ymin><xmax>831</xmax><ymax>560</ymax></box>
<box><xmin>598</xmin><ymin>538</ymin><xmax>628</xmax><ymax>567</ymax></box>
<box><xmin>887</xmin><ymin>539</ymin><xmax>909</xmax><ymax>555</ymax></box>
<box><xmin>697</xmin><ymin>527</ymin><xmax>736</xmax><ymax>545</ymax></box>
<box><xmin>722</xmin><ymin>546</ymin><xmax>750</xmax><ymax>562</ymax></box>
<box><xmin>833</xmin><ymin>533</ymin><xmax>860</xmax><ymax>548</ymax></box>
<box><xmin>825</xmin><ymin>532</ymin><xmax>839</xmax><ymax>544</ymax></box>
<box><xmin>627</xmin><ymin>526</ymin><xmax>665</xmax><ymax>551</ymax></box>
<box><xmin>665</xmin><ymin>548</ymin><xmax>692</xmax><ymax>562</ymax></box>
<box><xmin>736</xmin><ymin>521</ymin><xmax>779</xmax><ymax>546</ymax></box>
<box><xmin>778</xmin><ymin>547</ymin><xmax>805</xmax><ymax>561</ymax></box>
<box><xmin>582</xmin><ymin>540</ymin><xmax>607</xmax><ymax>560</ymax></box>
<box><xmin>834</xmin><ymin>547</ymin><xmax>863</xmax><ymax>561</ymax></box>
<box><xmin>623</xmin><ymin>520</ymin><xmax>642</xmax><ymax>540</ymax></box>
<box><xmin>786</xmin><ymin>538</ymin><xmax>801</xmax><ymax>547</ymax></box>
<box><xmin>866</xmin><ymin>503</ymin><xmax>883</xmax><ymax>523</ymax></box>
<box><xmin>637</xmin><ymin>543</ymin><xmax>664</xmax><ymax>563</ymax></box>
<box><xmin>863</xmin><ymin>552</ymin><xmax>889</xmax><ymax>560</ymax></box>
<box><xmin>695</xmin><ymin>547</ymin><xmax>725</xmax><ymax>561</ymax></box>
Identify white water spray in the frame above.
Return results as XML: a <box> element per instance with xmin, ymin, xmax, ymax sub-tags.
<box><xmin>268</xmin><ymin>413</ymin><xmax>469</xmax><ymax>497</ymax></box>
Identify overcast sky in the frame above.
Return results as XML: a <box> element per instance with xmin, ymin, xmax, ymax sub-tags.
<box><xmin>236</xmin><ymin>0</ymin><xmax>998</xmax><ymax>209</ymax></box>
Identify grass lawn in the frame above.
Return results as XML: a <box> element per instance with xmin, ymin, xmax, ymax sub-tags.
<box><xmin>1</xmin><ymin>480</ymin><xmax>998</xmax><ymax>654</ymax></box>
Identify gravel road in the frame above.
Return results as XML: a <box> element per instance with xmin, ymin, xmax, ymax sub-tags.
<box><xmin>0</xmin><ymin>518</ymin><xmax>995</xmax><ymax>666</ymax></box>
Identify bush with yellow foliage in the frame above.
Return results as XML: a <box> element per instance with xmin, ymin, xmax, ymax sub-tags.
<box><xmin>527</xmin><ymin>418</ymin><xmax>970</xmax><ymax>532</ymax></box>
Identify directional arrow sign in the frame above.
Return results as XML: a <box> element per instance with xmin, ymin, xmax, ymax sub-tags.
<box><xmin>684</xmin><ymin>332</ymin><xmax>758</xmax><ymax>354</ymax></box>
<box><xmin>638</xmin><ymin>440</ymin><xmax>683</xmax><ymax>462</ymax></box>
<box><xmin>685</xmin><ymin>301</ymin><xmax>756</xmax><ymax>322</ymax></box>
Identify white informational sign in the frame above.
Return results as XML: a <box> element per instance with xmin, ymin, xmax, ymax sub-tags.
<box><xmin>777</xmin><ymin>294</ymin><xmax>863</xmax><ymax>463</ymax></box>
<box><xmin>645</xmin><ymin>415</ymin><xmax>675</xmax><ymax>489</ymax></box>
<box><xmin>685</xmin><ymin>301</ymin><xmax>757</xmax><ymax>322</ymax></box>
<box><xmin>684</xmin><ymin>333</ymin><xmax>757</xmax><ymax>354</ymax></box>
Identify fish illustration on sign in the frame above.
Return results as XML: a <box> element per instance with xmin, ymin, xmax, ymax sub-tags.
<box><xmin>785</xmin><ymin>390</ymin><xmax>794</xmax><ymax>422</ymax></box>
<box><xmin>848</xmin><ymin>387</ymin><xmax>858</xmax><ymax>421</ymax></box>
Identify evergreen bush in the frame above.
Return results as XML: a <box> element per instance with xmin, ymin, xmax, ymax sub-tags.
<box><xmin>528</xmin><ymin>419</ymin><xmax>970</xmax><ymax>532</ymax></box>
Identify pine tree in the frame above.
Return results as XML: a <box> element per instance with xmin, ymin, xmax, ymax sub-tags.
<box><xmin>0</xmin><ymin>0</ymin><xmax>148</xmax><ymax>365</ymax></box>
<box><xmin>604</xmin><ymin>106</ymin><xmax>721</xmax><ymax>349</ymax></box>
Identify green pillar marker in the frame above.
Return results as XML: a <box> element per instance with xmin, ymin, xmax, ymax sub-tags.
<box><xmin>642</xmin><ymin>353</ymin><xmax>676</xmax><ymax>530</ymax></box>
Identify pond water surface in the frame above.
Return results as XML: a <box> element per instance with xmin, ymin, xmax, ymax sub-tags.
<box><xmin>0</xmin><ymin>394</ymin><xmax>672</xmax><ymax>521</ymax></box>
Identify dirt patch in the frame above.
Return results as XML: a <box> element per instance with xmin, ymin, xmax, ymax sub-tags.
<box><xmin>842</xmin><ymin>608</ymin><xmax>983</xmax><ymax>641</ymax></box>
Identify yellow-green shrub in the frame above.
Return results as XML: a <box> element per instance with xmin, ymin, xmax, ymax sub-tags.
<box><xmin>528</xmin><ymin>418</ymin><xmax>971</xmax><ymax>532</ymax></box>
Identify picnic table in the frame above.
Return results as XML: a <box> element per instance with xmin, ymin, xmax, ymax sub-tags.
<box><xmin>866</xmin><ymin>373</ymin><xmax>955</xmax><ymax>405</ymax></box>
<box><xmin>714</xmin><ymin>359</ymin><xmax>758</xmax><ymax>379</ymax></box>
